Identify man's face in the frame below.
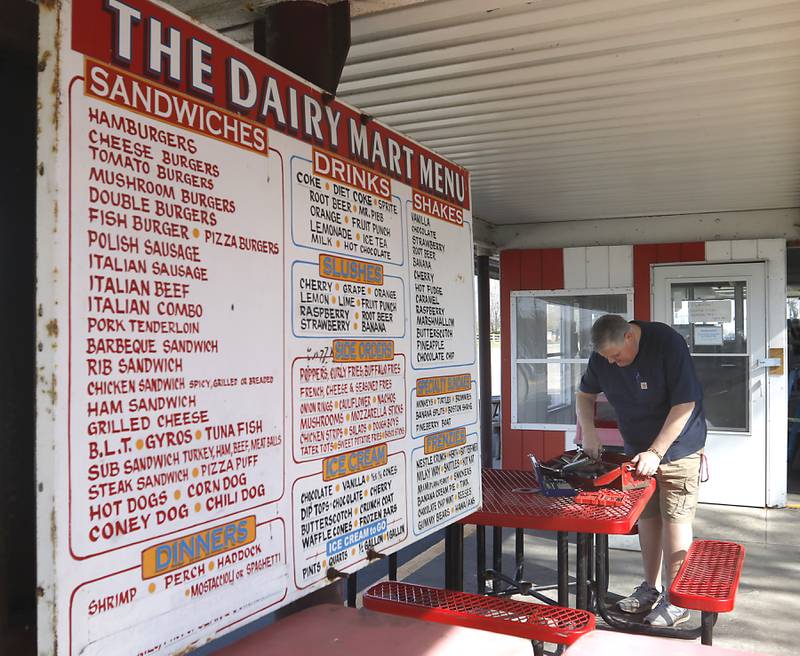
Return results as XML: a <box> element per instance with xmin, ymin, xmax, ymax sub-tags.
<box><xmin>598</xmin><ymin>331</ymin><xmax>638</xmax><ymax>367</ymax></box>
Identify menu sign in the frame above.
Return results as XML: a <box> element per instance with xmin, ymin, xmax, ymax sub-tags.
<box><xmin>36</xmin><ymin>1</ymin><xmax>479</xmax><ymax>654</ymax></box>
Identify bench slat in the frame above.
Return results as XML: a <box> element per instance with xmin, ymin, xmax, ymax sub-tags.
<box><xmin>669</xmin><ymin>540</ymin><xmax>745</xmax><ymax>613</ymax></box>
<box><xmin>363</xmin><ymin>581</ymin><xmax>595</xmax><ymax>645</ymax></box>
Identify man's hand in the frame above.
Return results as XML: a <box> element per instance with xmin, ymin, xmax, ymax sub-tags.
<box><xmin>631</xmin><ymin>450</ymin><xmax>660</xmax><ymax>476</ymax></box>
<box><xmin>582</xmin><ymin>432</ymin><xmax>603</xmax><ymax>460</ymax></box>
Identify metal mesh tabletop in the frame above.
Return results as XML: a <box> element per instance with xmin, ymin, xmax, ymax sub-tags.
<box><xmin>459</xmin><ymin>468</ymin><xmax>655</xmax><ymax>534</ymax></box>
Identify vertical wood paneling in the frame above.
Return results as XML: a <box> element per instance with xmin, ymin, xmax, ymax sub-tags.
<box><xmin>522</xmin><ymin>431</ymin><xmax>542</xmax><ymax>466</ymax></box>
<box><xmin>541</xmin><ymin>248</ymin><xmax>564</xmax><ymax>290</ymax></box>
<box><xmin>680</xmin><ymin>242</ymin><xmax>705</xmax><ymax>262</ymax></box>
<box><xmin>563</xmin><ymin>247</ymin><xmax>587</xmax><ymax>288</ymax></box>
<box><xmin>585</xmin><ymin>246</ymin><xmax>610</xmax><ymax>288</ymax></box>
<box><xmin>543</xmin><ymin>431</ymin><xmax>566</xmax><ymax>461</ymax></box>
<box><xmin>609</xmin><ymin>245</ymin><xmax>633</xmax><ymax>287</ymax></box>
<box><xmin>519</xmin><ymin>249</ymin><xmax>543</xmax><ymax>290</ymax></box>
<box><xmin>731</xmin><ymin>240</ymin><xmax>758</xmax><ymax>259</ymax></box>
<box><xmin>705</xmin><ymin>240</ymin><xmax>732</xmax><ymax>261</ymax></box>
<box><xmin>757</xmin><ymin>239</ymin><xmax>787</xmax><ymax>506</ymax></box>
<box><xmin>501</xmin><ymin>247</ymin><xmax>566</xmax><ymax>467</ymax></box>
<box><xmin>657</xmin><ymin>243</ymin><xmax>682</xmax><ymax>263</ymax></box>
<box><xmin>633</xmin><ymin>244</ymin><xmax>658</xmax><ymax>320</ymax></box>
<box><xmin>500</xmin><ymin>250</ymin><xmax>522</xmax><ymax>469</ymax></box>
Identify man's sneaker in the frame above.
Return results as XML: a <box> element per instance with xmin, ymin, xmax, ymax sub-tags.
<box><xmin>616</xmin><ymin>581</ymin><xmax>661</xmax><ymax>614</ymax></box>
<box><xmin>644</xmin><ymin>596</ymin><xmax>691</xmax><ymax>627</ymax></box>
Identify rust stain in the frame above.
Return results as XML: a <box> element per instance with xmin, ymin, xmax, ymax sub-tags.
<box><xmin>46</xmin><ymin>318</ymin><xmax>59</xmax><ymax>338</ymax></box>
<box><xmin>48</xmin><ymin>372</ymin><xmax>57</xmax><ymax>406</ymax></box>
<box><xmin>38</xmin><ymin>49</ymin><xmax>51</xmax><ymax>72</ymax></box>
<box><xmin>38</xmin><ymin>304</ymin><xmax>44</xmax><ymax>317</ymax></box>
<box><xmin>50</xmin><ymin>505</ymin><xmax>58</xmax><ymax>656</ymax></box>
<box><xmin>36</xmin><ymin>586</ymin><xmax>45</xmax><ymax>598</ymax></box>
<box><xmin>40</xmin><ymin>0</ymin><xmax>58</xmax><ymax>10</ymax></box>
<box><xmin>39</xmin><ymin>162</ymin><xmax>45</xmax><ymax>176</ymax></box>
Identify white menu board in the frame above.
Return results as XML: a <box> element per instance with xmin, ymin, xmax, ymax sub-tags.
<box><xmin>35</xmin><ymin>1</ymin><xmax>480</xmax><ymax>654</ymax></box>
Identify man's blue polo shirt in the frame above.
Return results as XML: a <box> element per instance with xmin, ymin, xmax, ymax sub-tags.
<box><xmin>579</xmin><ymin>321</ymin><xmax>706</xmax><ymax>462</ymax></box>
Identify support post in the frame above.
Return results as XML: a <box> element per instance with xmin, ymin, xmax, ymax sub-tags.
<box><xmin>252</xmin><ymin>1</ymin><xmax>350</xmax><ymax>95</ymax></box>
<box><xmin>477</xmin><ymin>253</ymin><xmax>493</xmax><ymax>468</ymax></box>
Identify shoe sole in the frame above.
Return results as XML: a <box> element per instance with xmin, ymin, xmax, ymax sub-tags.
<box><xmin>645</xmin><ymin>613</ymin><xmax>691</xmax><ymax>628</ymax></box>
<box><xmin>616</xmin><ymin>599</ymin><xmax>660</xmax><ymax>614</ymax></box>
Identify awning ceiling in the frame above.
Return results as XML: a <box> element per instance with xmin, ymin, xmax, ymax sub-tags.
<box><xmin>170</xmin><ymin>0</ymin><xmax>800</xmax><ymax>226</ymax></box>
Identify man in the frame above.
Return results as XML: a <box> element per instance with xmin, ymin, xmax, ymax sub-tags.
<box><xmin>576</xmin><ymin>314</ymin><xmax>706</xmax><ymax>627</ymax></box>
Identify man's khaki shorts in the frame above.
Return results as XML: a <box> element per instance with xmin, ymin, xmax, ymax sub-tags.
<box><xmin>639</xmin><ymin>450</ymin><xmax>703</xmax><ymax>523</ymax></box>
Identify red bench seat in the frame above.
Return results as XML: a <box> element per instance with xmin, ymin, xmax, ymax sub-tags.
<box><xmin>669</xmin><ymin>539</ymin><xmax>745</xmax><ymax>613</ymax></box>
<box><xmin>363</xmin><ymin>581</ymin><xmax>595</xmax><ymax>646</ymax></box>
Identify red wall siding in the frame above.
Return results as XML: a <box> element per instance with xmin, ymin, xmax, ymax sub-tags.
<box><xmin>500</xmin><ymin>243</ymin><xmax>705</xmax><ymax>470</ymax></box>
<box><xmin>633</xmin><ymin>242</ymin><xmax>705</xmax><ymax>320</ymax></box>
<box><xmin>500</xmin><ymin>248</ymin><xmax>564</xmax><ymax>469</ymax></box>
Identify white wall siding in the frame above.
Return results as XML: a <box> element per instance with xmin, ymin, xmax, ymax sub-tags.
<box><xmin>563</xmin><ymin>247</ymin><xmax>587</xmax><ymax>288</ymax></box>
<box><xmin>609</xmin><ymin>245</ymin><xmax>633</xmax><ymax>287</ymax></box>
<box><xmin>758</xmin><ymin>239</ymin><xmax>788</xmax><ymax>507</ymax></box>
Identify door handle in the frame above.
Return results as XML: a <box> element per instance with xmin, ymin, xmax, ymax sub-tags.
<box><xmin>755</xmin><ymin>358</ymin><xmax>781</xmax><ymax>368</ymax></box>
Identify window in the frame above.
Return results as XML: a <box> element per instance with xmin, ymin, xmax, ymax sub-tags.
<box><xmin>511</xmin><ymin>289</ymin><xmax>632</xmax><ymax>429</ymax></box>
<box><xmin>670</xmin><ymin>281</ymin><xmax>748</xmax><ymax>432</ymax></box>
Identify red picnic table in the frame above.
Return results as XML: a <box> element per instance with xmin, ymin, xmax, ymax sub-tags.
<box><xmin>447</xmin><ymin>468</ymin><xmax>654</xmax><ymax>611</ymax></box>
<box><xmin>445</xmin><ymin>468</ymin><xmax>717</xmax><ymax>641</ymax></box>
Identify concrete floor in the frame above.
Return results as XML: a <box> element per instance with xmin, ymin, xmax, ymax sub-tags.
<box><xmin>357</xmin><ymin>502</ymin><xmax>800</xmax><ymax>656</ymax></box>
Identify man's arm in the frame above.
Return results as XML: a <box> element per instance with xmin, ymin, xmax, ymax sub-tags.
<box><xmin>576</xmin><ymin>390</ymin><xmax>602</xmax><ymax>458</ymax></box>
<box><xmin>631</xmin><ymin>401</ymin><xmax>695</xmax><ymax>475</ymax></box>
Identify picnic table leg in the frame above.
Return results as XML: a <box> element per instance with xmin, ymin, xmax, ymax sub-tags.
<box><xmin>347</xmin><ymin>572</ymin><xmax>357</xmax><ymax>608</ymax></box>
<box><xmin>557</xmin><ymin>531</ymin><xmax>569</xmax><ymax>607</ymax></box>
<box><xmin>515</xmin><ymin>528</ymin><xmax>524</xmax><ymax>581</ymax></box>
<box><xmin>388</xmin><ymin>553</ymin><xmax>398</xmax><ymax>582</ymax></box>
<box><xmin>576</xmin><ymin>533</ymin><xmax>590</xmax><ymax>610</ymax></box>
<box><xmin>587</xmin><ymin>535</ymin><xmax>595</xmax><ymax>611</ymax></box>
<box><xmin>493</xmin><ymin>526</ymin><xmax>503</xmax><ymax>581</ymax></box>
<box><xmin>445</xmin><ymin>523</ymin><xmax>464</xmax><ymax>591</ymax></box>
<box><xmin>701</xmin><ymin>611</ymin><xmax>717</xmax><ymax>646</ymax></box>
<box><xmin>592</xmin><ymin>533</ymin><xmax>706</xmax><ymax>640</ymax></box>
<box><xmin>477</xmin><ymin>525</ymin><xmax>486</xmax><ymax>594</ymax></box>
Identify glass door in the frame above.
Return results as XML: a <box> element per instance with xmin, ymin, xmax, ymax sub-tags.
<box><xmin>654</xmin><ymin>262</ymin><xmax>767</xmax><ymax>507</ymax></box>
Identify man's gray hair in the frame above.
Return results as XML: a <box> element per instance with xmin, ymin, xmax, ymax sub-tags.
<box><xmin>591</xmin><ymin>314</ymin><xmax>631</xmax><ymax>351</ymax></box>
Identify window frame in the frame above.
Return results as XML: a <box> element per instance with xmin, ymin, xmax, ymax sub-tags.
<box><xmin>510</xmin><ymin>287</ymin><xmax>633</xmax><ymax>430</ymax></box>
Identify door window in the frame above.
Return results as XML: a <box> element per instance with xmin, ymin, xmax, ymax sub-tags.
<box><xmin>670</xmin><ymin>281</ymin><xmax>748</xmax><ymax>432</ymax></box>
